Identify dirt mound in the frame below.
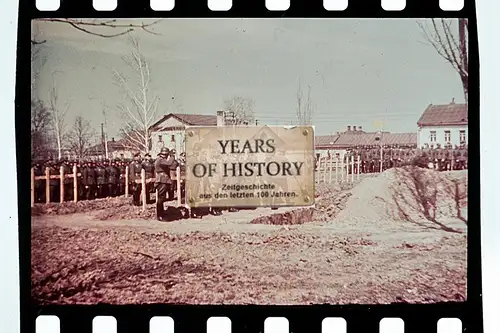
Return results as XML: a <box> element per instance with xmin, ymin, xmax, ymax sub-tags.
<box><xmin>249</xmin><ymin>208</ymin><xmax>316</xmax><ymax>225</ymax></box>
<box><xmin>336</xmin><ymin>167</ymin><xmax>467</xmax><ymax>229</ymax></box>
<box><xmin>250</xmin><ymin>184</ymin><xmax>353</xmax><ymax>225</ymax></box>
<box><xmin>31</xmin><ymin>197</ymin><xmax>131</xmax><ymax>216</ymax></box>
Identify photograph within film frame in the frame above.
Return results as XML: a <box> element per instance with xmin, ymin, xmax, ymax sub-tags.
<box><xmin>184</xmin><ymin>125</ymin><xmax>315</xmax><ymax>208</ymax></box>
<box><xmin>22</xmin><ymin>1</ymin><xmax>481</xmax><ymax>333</ymax></box>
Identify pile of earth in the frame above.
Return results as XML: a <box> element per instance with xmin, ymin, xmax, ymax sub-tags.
<box><xmin>335</xmin><ymin>167</ymin><xmax>468</xmax><ymax>228</ymax></box>
<box><xmin>250</xmin><ymin>184</ymin><xmax>353</xmax><ymax>225</ymax></box>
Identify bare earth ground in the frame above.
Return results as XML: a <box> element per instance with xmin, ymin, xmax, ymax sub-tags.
<box><xmin>31</xmin><ymin>167</ymin><xmax>468</xmax><ymax>305</ymax></box>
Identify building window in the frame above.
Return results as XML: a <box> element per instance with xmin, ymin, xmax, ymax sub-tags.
<box><xmin>459</xmin><ymin>130</ymin><xmax>466</xmax><ymax>143</ymax></box>
<box><xmin>430</xmin><ymin>131</ymin><xmax>436</xmax><ymax>142</ymax></box>
<box><xmin>444</xmin><ymin>130</ymin><xmax>451</xmax><ymax>143</ymax></box>
<box><xmin>171</xmin><ymin>134</ymin><xmax>176</xmax><ymax>142</ymax></box>
<box><xmin>158</xmin><ymin>135</ymin><xmax>162</xmax><ymax>142</ymax></box>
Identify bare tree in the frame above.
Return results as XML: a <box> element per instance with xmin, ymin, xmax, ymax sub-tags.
<box><xmin>31</xmin><ymin>100</ymin><xmax>52</xmax><ymax>159</ymax></box>
<box><xmin>47</xmin><ymin>73</ymin><xmax>68</xmax><ymax>160</ymax></box>
<box><xmin>223</xmin><ymin>96</ymin><xmax>256</xmax><ymax>125</ymax></box>
<box><xmin>296</xmin><ymin>79</ymin><xmax>315</xmax><ymax>125</ymax></box>
<box><xmin>67</xmin><ymin>116</ymin><xmax>96</xmax><ymax>159</ymax></box>
<box><xmin>417</xmin><ymin>19</ymin><xmax>468</xmax><ymax>103</ymax></box>
<box><xmin>113</xmin><ymin>37</ymin><xmax>159</xmax><ymax>154</ymax></box>
<box><xmin>31</xmin><ymin>19</ymin><xmax>160</xmax><ymax>44</ymax></box>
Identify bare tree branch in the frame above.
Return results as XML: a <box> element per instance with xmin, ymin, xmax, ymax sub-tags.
<box><xmin>113</xmin><ymin>36</ymin><xmax>159</xmax><ymax>154</ymax></box>
<box><xmin>31</xmin><ymin>28</ymin><xmax>47</xmax><ymax>98</ymax></box>
<box><xmin>31</xmin><ymin>19</ymin><xmax>161</xmax><ymax>44</ymax></box>
<box><xmin>296</xmin><ymin>78</ymin><xmax>315</xmax><ymax>125</ymax></box>
<box><xmin>417</xmin><ymin>19</ymin><xmax>468</xmax><ymax>103</ymax></box>
<box><xmin>223</xmin><ymin>96</ymin><xmax>256</xmax><ymax>125</ymax></box>
<box><xmin>67</xmin><ymin>116</ymin><xmax>97</xmax><ymax>159</ymax></box>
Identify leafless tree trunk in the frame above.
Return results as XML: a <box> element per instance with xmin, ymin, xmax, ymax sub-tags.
<box><xmin>47</xmin><ymin>73</ymin><xmax>68</xmax><ymax>160</ymax></box>
<box><xmin>223</xmin><ymin>96</ymin><xmax>256</xmax><ymax>125</ymax></box>
<box><xmin>296</xmin><ymin>79</ymin><xmax>315</xmax><ymax>125</ymax></box>
<box><xmin>31</xmin><ymin>19</ymin><xmax>160</xmax><ymax>44</ymax></box>
<box><xmin>67</xmin><ymin>116</ymin><xmax>96</xmax><ymax>159</ymax></box>
<box><xmin>113</xmin><ymin>37</ymin><xmax>159</xmax><ymax>154</ymax></box>
<box><xmin>417</xmin><ymin>19</ymin><xmax>468</xmax><ymax>104</ymax></box>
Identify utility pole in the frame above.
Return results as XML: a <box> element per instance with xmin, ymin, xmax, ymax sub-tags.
<box><xmin>102</xmin><ymin>103</ymin><xmax>109</xmax><ymax>159</ymax></box>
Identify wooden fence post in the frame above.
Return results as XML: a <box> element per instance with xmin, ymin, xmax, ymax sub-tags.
<box><xmin>125</xmin><ymin>166</ymin><xmax>129</xmax><ymax>197</ymax></box>
<box><xmin>176</xmin><ymin>166</ymin><xmax>182</xmax><ymax>207</ymax></box>
<box><xmin>335</xmin><ymin>157</ymin><xmax>339</xmax><ymax>183</ymax></box>
<box><xmin>141</xmin><ymin>169</ymin><xmax>146</xmax><ymax>211</ymax></box>
<box><xmin>45</xmin><ymin>167</ymin><xmax>50</xmax><ymax>204</ymax></box>
<box><xmin>340</xmin><ymin>157</ymin><xmax>345</xmax><ymax>183</ymax></box>
<box><xmin>328</xmin><ymin>157</ymin><xmax>333</xmax><ymax>184</ymax></box>
<box><xmin>31</xmin><ymin>168</ymin><xmax>35</xmax><ymax>208</ymax></box>
<box><xmin>59</xmin><ymin>166</ymin><xmax>64</xmax><ymax>203</ymax></box>
<box><xmin>357</xmin><ymin>155</ymin><xmax>361</xmax><ymax>181</ymax></box>
<box><xmin>350</xmin><ymin>155</ymin><xmax>354</xmax><ymax>183</ymax></box>
<box><xmin>323</xmin><ymin>156</ymin><xmax>328</xmax><ymax>184</ymax></box>
<box><xmin>73</xmin><ymin>165</ymin><xmax>78</xmax><ymax>203</ymax></box>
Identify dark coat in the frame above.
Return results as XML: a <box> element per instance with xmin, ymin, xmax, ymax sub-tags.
<box><xmin>95</xmin><ymin>166</ymin><xmax>106</xmax><ymax>185</ymax></box>
<box><xmin>129</xmin><ymin>161</ymin><xmax>143</xmax><ymax>181</ymax></box>
<box><xmin>106</xmin><ymin>166</ymin><xmax>119</xmax><ymax>184</ymax></box>
<box><xmin>155</xmin><ymin>156</ymin><xmax>174</xmax><ymax>184</ymax></box>
<box><xmin>82</xmin><ymin>167</ymin><xmax>96</xmax><ymax>186</ymax></box>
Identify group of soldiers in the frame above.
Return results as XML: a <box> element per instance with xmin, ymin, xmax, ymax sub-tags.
<box><xmin>318</xmin><ymin>146</ymin><xmax>469</xmax><ymax>174</ymax></box>
<box><xmin>32</xmin><ymin>148</ymin><xmax>187</xmax><ymax>220</ymax></box>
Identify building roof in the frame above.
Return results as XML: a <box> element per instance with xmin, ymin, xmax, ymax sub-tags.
<box><xmin>151</xmin><ymin>113</ymin><xmax>217</xmax><ymax>130</ymax></box>
<box><xmin>315</xmin><ymin>132</ymin><xmax>417</xmax><ymax>149</ymax></box>
<box><xmin>315</xmin><ymin>135</ymin><xmax>340</xmax><ymax>147</ymax></box>
<box><xmin>417</xmin><ymin>103</ymin><xmax>468</xmax><ymax>127</ymax></box>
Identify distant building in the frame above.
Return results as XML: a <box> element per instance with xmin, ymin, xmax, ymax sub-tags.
<box><xmin>149</xmin><ymin>112</ymin><xmax>224</xmax><ymax>156</ymax></box>
<box><xmin>315</xmin><ymin>125</ymin><xmax>417</xmax><ymax>159</ymax></box>
<box><xmin>87</xmin><ymin>138</ymin><xmax>134</xmax><ymax>160</ymax></box>
<box><xmin>417</xmin><ymin>101</ymin><xmax>468</xmax><ymax>149</ymax></box>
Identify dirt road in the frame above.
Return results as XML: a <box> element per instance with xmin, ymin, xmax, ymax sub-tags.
<box><xmin>31</xmin><ymin>169</ymin><xmax>467</xmax><ymax>305</ymax></box>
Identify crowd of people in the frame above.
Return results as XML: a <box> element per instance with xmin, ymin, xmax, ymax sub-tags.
<box><xmin>32</xmin><ymin>148</ymin><xmax>185</xmax><ymax>213</ymax></box>
<box><xmin>317</xmin><ymin>146</ymin><xmax>469</xmax><ymax>174</ymax></box>
<box><xmin>32</xmin><ymin>146</ymin><xmax>468</xmax><ymax>220</ymax></box>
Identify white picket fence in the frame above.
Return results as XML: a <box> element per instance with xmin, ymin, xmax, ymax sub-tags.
<box><xmin>315</xmin><ymin>155</ymin><xmax>362</xmax><ymax>184</ymax></box>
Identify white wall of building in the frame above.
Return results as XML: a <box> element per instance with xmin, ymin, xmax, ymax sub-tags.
<box><xmin>151</xmin><ymin>117</ymin><xmax>186</xmax><ymax>157</ymax></box>
<box><xmin>417</xmin><ymin>125</ymin><xmax>468</xmax><ymax>148</ymax></box>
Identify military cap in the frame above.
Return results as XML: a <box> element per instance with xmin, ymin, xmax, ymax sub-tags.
<box><xmin>158</xmin><ymin>147</ymin><xmax>169</xmax><ymax>156</ymax></box>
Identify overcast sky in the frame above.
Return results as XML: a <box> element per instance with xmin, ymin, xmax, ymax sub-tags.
<box><xmin>31</xmin><ymin>18</ymin><xmax>465</xmax><ymax>138</ymax></box>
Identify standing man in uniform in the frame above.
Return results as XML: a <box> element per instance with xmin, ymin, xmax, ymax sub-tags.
<box><xmin>62</xmin><ymin>160</ymin><xmax>73</xmax><ymax>201</ymax></box>
<box><xmin>167</xmin><ymin>150</ymin><xmax>179</xmax><ymax>202</ymax></box>
<box><xmin>155</xmin><ymin>147</ymin><xmax>174</xmax><ymax>221</ymax></box>
<box><xmin>95</xmin><ymin>161</ymin><xmax>106</xmax><ymax>198</ymax></box>
<box><xmin>106</xmin><ymin>160</ymin><xmax>119</xmax><ymax>197</ymax></box>
<box><xmin>82</xmin><ymin>161</ymin><xmax>96</xmax><ymax>200</ymax></box>
<box><xmin>129</xmin><ymin>152</ymin><xmax>143</xmax><ymax>206</ymax></box>
<box><xmin>142</xmin><ymin>153</ymin><xmax>155</xmax><ymax>204</ymax></box>
<box><xmin>118</xmin><ymin>160</ymin><xmax>126</xmax><ymax>196</ymax></box>
<box><xmin>48</xmin><ymin>161</ymin><xmax>60</xmax><ymax>202</ymax></box>
<box><xmin>33</xmin><ymin>161</ymin><xmax>45</xmax><ymax>203</ymax></box>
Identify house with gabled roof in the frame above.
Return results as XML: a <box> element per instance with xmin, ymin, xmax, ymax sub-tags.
<box><xmin>417</xmin><ymin>101</ymin><xmax>468</xmax><ymax>149</ymax></box>
<box><xmin>149</xmin><ymin>112</ymin><xmax>223</xmax><ymax>156</ymax></box>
